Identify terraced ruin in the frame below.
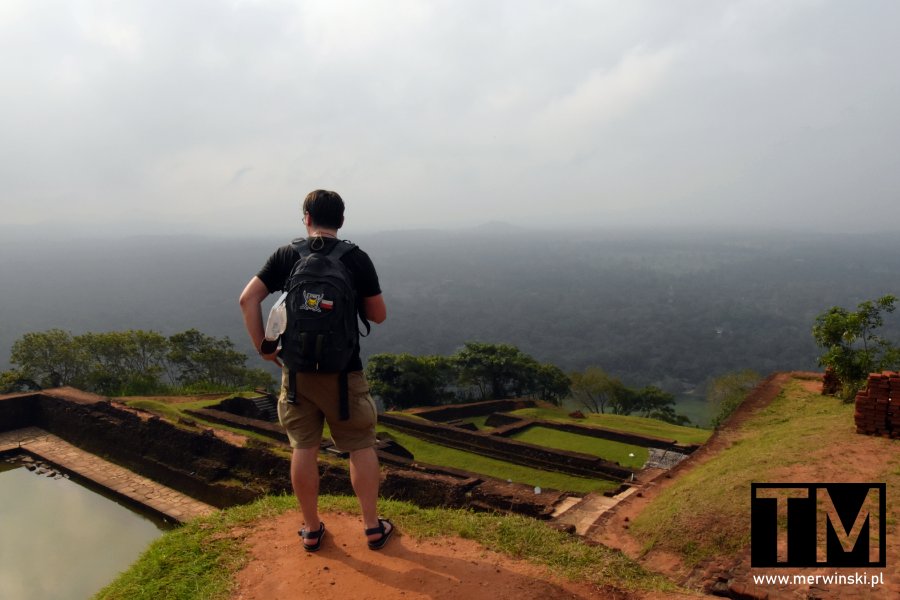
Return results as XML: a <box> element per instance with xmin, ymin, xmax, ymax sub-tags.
<box><xmin>0</xmin><ymin>387</ymin><xmax>704</xmax><ymax>530</ymax></box>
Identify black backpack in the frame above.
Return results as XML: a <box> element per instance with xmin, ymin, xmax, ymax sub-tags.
<box><xmin>280</xmin><ymin>238</ymin><xmax>369</xmax><ymax>419</ymax></box>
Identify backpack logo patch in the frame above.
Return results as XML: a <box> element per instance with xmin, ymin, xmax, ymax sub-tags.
<box><xmin>301</xmin><ymin>291</ymin><xmax>332</xmax><ymax>312</ymax></box>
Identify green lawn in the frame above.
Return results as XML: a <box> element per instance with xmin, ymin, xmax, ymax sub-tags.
<box><xmin>378</xmin><ymin>426</ymin><xmax>620</xmax><ymax>494</ymax></box>
<box><xmin>508</xmin><ymin>426</ymin><xmax>648</xmax><ymax>468</ymax></box>
<box><xmin>509</xmin><ymin>407</ymin><xmax>711</xmax><ymax>445</ymax></box>
<box><xmin>95</xmin><ymin>494</ymin><xmax>678</xmax><ymax>600</ymax></box>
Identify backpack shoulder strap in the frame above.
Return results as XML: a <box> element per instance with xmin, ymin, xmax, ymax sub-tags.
<box><xmin>290</xmin><ymin>238</ymin><xmax>310</xmax><ymax>257</ymax></box>
<box><xmin>329</xmin><ymin>240</ymin><xmax>371</xmax><ymax>338</ymax></box>
<box><xmin>328</xmin><ymin>239</ymin><xmax>357</xmax><ymax>260</ymax></box>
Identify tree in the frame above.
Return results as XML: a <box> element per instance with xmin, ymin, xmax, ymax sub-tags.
<box><xmin>10</xmin><ymin>329</ymin><xmax>88</xmax><ymax>388</ymax></box>
<box><xmin>645</xmin><ymin>403</ymin><xmax>692</xmax><ymax>426</ymax></box>
<box><xmin>452</xmin><ymin>342</ymin><xmax>517</xmax><ymax>400</ymax></box>
<box><xmin>0</xmin><ymin>369</ymin><xmax>41</xmax><ymax>393</ymax></box>
<box><xmin>531</xmin><ymin>363</ymin><xmax>570</xmax><ymax>406</ymax></box>
<box><xmin>9</xmin><ymin>327</ymin><xmax>274</xmax><ymax>395</ymax></box>
<box><xmin>81</xmin><ymin>330</ymin><xmax>170</xmax><ymax>395</ymax></box>
<box><xmin>812</xmin><ymin>295</ymin><xmax>900</xmax><ymax>400</ymax></box>
<box><xmin>367</xmin><ymin>344</ymin><xmax>568</xmax><ymax>407</ymax></box>
<box><xmin>450</xmin><ymin>342</ymin><xmax>569</xmax><ymax>401</ymax></box>
<box><xmin>168</xmin><ymin>329</ymin><xmax>263</xmax><ymax>389</ymax></box>
<box><xmin>706</xmin><ymin>369</ymin><xmax>761</xmax><ymax>428</ymax></box>
<box><xmin>366</xmin><ymin>353</ymin><xmax>453</xmax><ymax>409</ymax></box>
<box><xmin>569</xmin><ymin>367</ymin><xmax>621</xmax><ymax>414</ymax></box>
<box><xmin>627</xmin><ymin>385</ymin><xmax>690</xmax><ymax>424</ymax></box>
<box><xmin>631</xmin><ymin>385</ymin><xmax>676</xmax><ymax>417</ymax></box>
<box><xmin>570</xmin><ymin>367</ymin><xmax>690</xmax><ymax>422</ymax></box>
<box><xmin>607</xmin><ymin>384</ymin><xmax>641</xmax><ymax>415</ymax></box>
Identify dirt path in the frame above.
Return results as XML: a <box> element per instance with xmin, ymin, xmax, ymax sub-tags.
<box><xmin>231</xmin><ymin>510</ymin><xmax>618</xmax><ymax>600</ymax></box>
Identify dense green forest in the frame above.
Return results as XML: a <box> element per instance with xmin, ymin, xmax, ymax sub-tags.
<box><xmin>366</xmin><ymin>342</ymin><xmax>570</xmax><ymax>408</ymax></box>
<box><xmin>3</xmin><ymin>330</ymin><xmax>691</xmax><ymax>424</ymax></box>
<box><xmin>2</xmin><ymin>328</ymin><xmax>272</xmax><ymax>395</ymax></box>
<box><xmin>2</xmin><ymin>228</ymin><xmax>898</xmax><ymax>408</ymax></box>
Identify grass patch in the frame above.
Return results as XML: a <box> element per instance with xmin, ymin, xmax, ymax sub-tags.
<box><xmin>379</xmin><ymin>426</ymin><xmax>620</xmax><ymax>494</ymax></box>
<box><xmin>509</xmin><ymin>407</ymin><xmax>711</xmax><ymax>445</ymax></box>
<box><xmin>509</xmin><ymin>426</ymin><xmax>648</xmax><ymax>468</ymax></box>
<box><xmin>125</xmin><ymin>399</ymin><xmax>184</xmax><ymax>422</ymax></box>
<box><xmin>94</xmin><ymin>495</ymin><xmax>291</xmax><ymax>600</ymax></box>
<box><xmin>628</xmin><ymin>377</ymin><xmax>899</xmax><ymax>566</ymax></box>
<box><xmin>120</xmin><ymin>397</ymin><xmax>282</xmax><ymax>447</ymax></box>
<box><xmin>97</xmin><ymin>494</ymin><xmax>678</xmax><ymax>599</ymax></box>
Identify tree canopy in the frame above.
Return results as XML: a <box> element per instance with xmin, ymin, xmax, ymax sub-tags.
<box><xmin>705</xmin><ymin>369</ymin><xmax>761</xmax><ymax>427</ymax></box>
<box><xmin>570</xmin><ymin>366</ymin><xmax>690</xmax><ymax>424</ymax></box>
<box><xmin>569</xmin><ymin>367</ymin><xmax>623</xmax><ymax>414</ymax></box>
<box><xmin>4</xmin><ymin>328</ymin><xmax>274</xmax><ymax>395</ymax></box>
<box><xmin>365</xmin><ymin>342</ymin><xmax>687</xmax><ymax>424</ymax></box>
<box><xmin>812</xmin><ymin>295</ymin><xmax>900</xmax><ymax>399</ymax></box>
<box><xmin>366</xmin><ymin>342</ymin><xmax>570</xmax><ymax>409</ymax></box>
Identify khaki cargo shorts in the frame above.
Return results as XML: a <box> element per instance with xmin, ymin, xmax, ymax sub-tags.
<box><xmin>277</xmin><ymin>370</ymin><xmax>378</xmax><ymax>452</ymax></box>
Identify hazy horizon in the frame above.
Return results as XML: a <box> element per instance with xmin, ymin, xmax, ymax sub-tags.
<box><xmin>2</xmin><ymin>1</ymin><xmax>900</xmax><ymax>236</ymax></box>
<box><xmin>2</xmin><ymin>228</ymin><xmax>898</xmax><ymax>386</ymax></box>
<box><xmin>3</xmin><ymin>219</ymin><xmax>899</xmax><ymax>244</ymax></box>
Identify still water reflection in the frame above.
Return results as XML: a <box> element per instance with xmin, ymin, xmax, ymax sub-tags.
<box><xmin>0</xmin><ymin>459</ymin><xmax>169</xmax><ymax>600</ymax></box>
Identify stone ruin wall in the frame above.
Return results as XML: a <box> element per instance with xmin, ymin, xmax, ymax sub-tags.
<box><xmin>503</xmin><ymin>418</ymin><xmax>699</xmax><ymax>453</ymax></box>
<box><xmin>408</xmin><ymin>398</ymin><xmax>537</xmax><ymax>422</ymax></box>
<box><xmin>854</xmin><ymin>372</ymin><xmax>900</xmax><ymax>438</ymax></box>
<box><xmin>379</xmin><ymin>412</ymin><xmax>633</xmax><ymax>480</ymax></box>
<box><xmin>0</xmin><ymin>388</ymin><xmax>563</xmax><ymax>518</ymax></box>
<box><xmin>185</xmin><ymin>406</ymin><xmax>286</xmax><ymax>442</ymax></box>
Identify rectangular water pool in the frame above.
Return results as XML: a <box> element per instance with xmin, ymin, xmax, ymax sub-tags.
<box><xmin>0</xmin><ymin>455</ymin><xmax>172</xmax><ymax>600</ymax></box>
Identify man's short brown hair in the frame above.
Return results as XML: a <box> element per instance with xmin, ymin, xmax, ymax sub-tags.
<box><xmin>302</xmin><ymin>189</ymin><xmax>345</xmax><ymax>230</ymax></box>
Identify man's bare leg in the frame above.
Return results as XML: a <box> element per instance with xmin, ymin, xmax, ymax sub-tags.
<box><xmin>291</xmin><ymin>446</ymin><xmax>321</xmax><ymax>530</ymax></box>
<box><xmin>348</xmin><ymin>446</ymin><xmax>391</xmax><ymax>542</ymax></box>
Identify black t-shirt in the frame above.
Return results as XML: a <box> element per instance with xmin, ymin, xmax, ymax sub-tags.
<box><xmin>256</xmin><ymin>237</ymin><xmax>381</xmax><ymax>372</ymax></box>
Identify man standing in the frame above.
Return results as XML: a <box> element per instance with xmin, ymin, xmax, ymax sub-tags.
<box><xmin>239</xmin><ymin>189</ymin><xmax>394</xmax><ymax>552</ymax></box>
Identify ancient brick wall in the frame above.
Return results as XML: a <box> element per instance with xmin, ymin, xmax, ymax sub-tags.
<box><xmin>0</xmin><ymin>392</ymin><xmax>40</xmax><ymax>432</ymax></box>
<box><xmin>484</xmin><ymin>412</ymin><xmax>522</xmax><ymax>428</ymax></box>
<box><xmin>0</xmin><ymin>389</ymin><xmax>564</xmax><ymax>517</ymax></box>
<box><xmin>855</xmin><ymin>372</ymin><xmax>900</xmax><ymax>438</ymax></box>
<box><xmin>33</xmin><ymin>391</ymin><xmax>294</xmax><ymax>506</ymax></box>
<box><xmin>185</xmin><ymin>407</ymin><xmax>287</xmax><ymax>443</ymax></box>
<box><xmin>514</xmin><ymin>420</ymin><xmax>699</xmax><ymax>453</ymax></box>
<box><xmin>380</xmin><ymin>413</ymin><xmax>632</xmax><ymax>480</ymax></box>
<box><xmin>215</xmin><ymin>396</ymin><xmax>266</xmax><ymax>419</ymax></box>
<box><xmin>409</xmin><ymin>398</ymin><xmax>537</xmax><ymax>422</ymax></box>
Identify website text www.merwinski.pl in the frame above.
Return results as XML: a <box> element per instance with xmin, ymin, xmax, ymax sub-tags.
<box><xmin>752</xmin><ymin>571</ymin><xmax>884</xmax><ymax>589</ymax></box>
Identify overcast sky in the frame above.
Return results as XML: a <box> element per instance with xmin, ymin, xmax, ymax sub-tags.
<box><xmin>1</xmin><ymin>0</ymin><xmax>899</xmax><ymax>236</ymax></box>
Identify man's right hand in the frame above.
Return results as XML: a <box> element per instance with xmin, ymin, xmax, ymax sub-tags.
<box><xmin>259</xmin><ymin>339</ymin><xmax>283</xmax><ymax>368</ymax></box>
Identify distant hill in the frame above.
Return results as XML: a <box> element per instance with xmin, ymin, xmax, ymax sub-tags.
<box><xmin>2</xmin><ymin>228</ymin><xmax>899</xmax><ymax>405</ymax></box>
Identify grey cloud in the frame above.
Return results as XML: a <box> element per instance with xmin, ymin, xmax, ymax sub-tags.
<box><xmin>1</xmin><ymin>0</ymin><xmax>899</xmax><ymax>234</ymax></box>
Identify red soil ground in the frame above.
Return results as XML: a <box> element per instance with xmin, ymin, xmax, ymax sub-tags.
<box><xmin>231</xmin><ymin>509</ymin><xmax>621</xmax><ymax>599</ymax></box>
